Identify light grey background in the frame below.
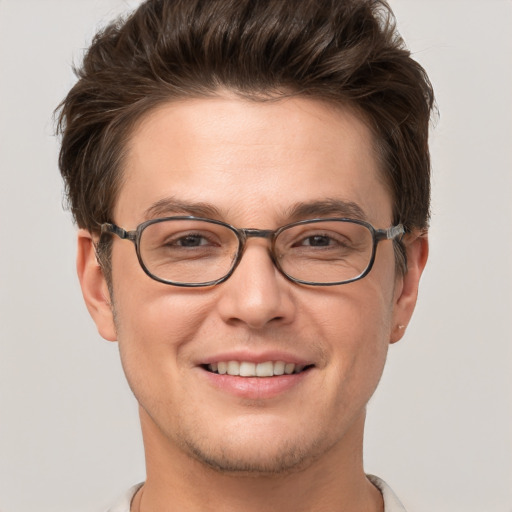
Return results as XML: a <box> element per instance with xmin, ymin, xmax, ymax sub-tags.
<box><xmin>0</xmin><ymin>1</ymin><xmax>511</xmax><ymax>511</ymax></box>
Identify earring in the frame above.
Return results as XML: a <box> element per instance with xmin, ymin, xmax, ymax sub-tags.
<box><xmin>397</xmin><ymin>324</ymin><xmax>405</xmax><ymax>330</ymax></box>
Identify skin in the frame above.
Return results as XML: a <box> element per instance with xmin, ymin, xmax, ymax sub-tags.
<box><xmin>77</xmin><ymin>95</ymin><xmax>428</xmax><ymax>512</ymax></box>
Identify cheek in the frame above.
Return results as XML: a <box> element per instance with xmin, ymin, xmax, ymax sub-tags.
<box><xmin>110</xmin><ymin>274</ymin><xmax>212</xmax><ymax>391</ymax></box>
<box><xmin>112</xmin><ymin>291</ymin><xmax>214</xmax><ymax>426</ymax></box>
<box><xmin>308</xmin><ymin>271</ymin><xmax>395</xmax><ymax>346</ymax></box>
<box><xmin>309</xmin><ymin>279</ymin><xmax>394</xmax><ymax>402</ymax></box>
<box><xmin>114</xmin><ymin>287</ymin><xmax>213</xmax><ymax>357</ymax></box>
<box><xmin>111</xmin><ymin>244</ymin><xmax>210</xmax><ymax>345</ymax></box>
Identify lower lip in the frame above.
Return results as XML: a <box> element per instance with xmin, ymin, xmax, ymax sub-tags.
<box><xmin>200</xmin><ymin>368</ymin><xmax>311</xmax><ymax>400</ymax></box>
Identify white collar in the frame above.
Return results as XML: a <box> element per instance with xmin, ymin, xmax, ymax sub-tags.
<box><xmin>106</xmin><ymin>476</ymin><xmax>406</xmax><ymax>512</ymax></box>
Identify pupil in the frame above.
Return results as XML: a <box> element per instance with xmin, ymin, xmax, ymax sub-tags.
<box><xmin>180</xmin><ymin>235</ymin><xmax>202</xmax><ymax>247</ymax></box>
<box><xmin>308</xmin><ymin>235</ymin><xmax>329</xmax><ymax>246</ymax></box>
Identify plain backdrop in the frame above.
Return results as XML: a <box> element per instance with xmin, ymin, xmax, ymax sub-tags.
<box><xmin>0</xmin><ymin>1</ymin><xmax>511</xmax><ymax>511</ymax></box>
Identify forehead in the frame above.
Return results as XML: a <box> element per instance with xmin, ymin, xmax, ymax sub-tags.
<box><xmin>116</xmin><ymin>95</ymin><xmax>392</xmax><ymax>227</ymax></box>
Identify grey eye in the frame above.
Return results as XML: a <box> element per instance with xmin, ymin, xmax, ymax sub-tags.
<box><xmin>175</xmin><ymin>234</ymin><xmax>210</xmax><ymax>247</ymax></box>
<box><xmin>299</xmin><ymin>235</ymin><xmax>333</xmax><ymax>247</ymax></box>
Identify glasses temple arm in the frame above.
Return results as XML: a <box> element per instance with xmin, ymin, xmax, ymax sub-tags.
<box><xmin>375</xmin><ymin>224</ymin><xmax>405</xmax><ymax>242</ymax></box>
<box><xmin>100</xmin><ymin>223</ymin><xmax>137</xmax><ymax>241</ymax></box>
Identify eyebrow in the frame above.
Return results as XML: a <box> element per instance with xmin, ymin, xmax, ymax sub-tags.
<box><xmin>143</xmin><ymin>198</ymin><xmax>223</xmax><ymax>220</ymax></box>
<box><xmin>142</xmin><ymin>197</ymin><xmax>367</xmax><ymax>224</ymax></box>
<box><xmin>285</xmin><ymin>198</ymin><xmax>367</xmax><ymax>222</ymax></box>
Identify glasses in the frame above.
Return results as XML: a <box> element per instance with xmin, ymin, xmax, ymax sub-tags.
<box><xmin>100</xmin><ymin>216</ymin><xmax>404</xmax><ymax>287</ymax></box>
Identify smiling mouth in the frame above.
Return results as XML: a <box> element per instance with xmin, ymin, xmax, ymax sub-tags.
<box><xmin>204</xmin><ymin>361</ymin><xmax>313</xmax><ymax>377</ymax></box>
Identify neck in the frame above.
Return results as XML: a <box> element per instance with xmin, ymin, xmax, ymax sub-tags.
<box><xmin>133</xmin><ymin>408</ymin><xmax>383</xmax><ymax>512</ymax></box>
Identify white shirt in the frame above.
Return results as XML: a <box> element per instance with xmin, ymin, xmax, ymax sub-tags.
<box><xmin>106</xmin><ymin>475</ymin><xmax>406</xmax><ymax>511</ymax></box>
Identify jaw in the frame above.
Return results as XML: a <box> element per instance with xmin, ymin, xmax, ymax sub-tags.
<box><xmin>137</xmin><ymin>404</ymin><xmax>374</xmax><ymax>512</ymax></box>
<box><xmin>140</xmin><ymin>397</ymin><xmax>368</xmax><ymax>474</ymax></box>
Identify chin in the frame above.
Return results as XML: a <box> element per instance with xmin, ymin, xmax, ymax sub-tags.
<box><xmin>178</xmin><ymin>427</ymin><xmax>328</xmax><ymax>476</ymax></box>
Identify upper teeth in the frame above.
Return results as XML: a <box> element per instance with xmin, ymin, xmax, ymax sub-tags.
<box><xmin>208</xmin><ymin>361</ymin><xmax>305</xmax><ymax>377</ymax></box>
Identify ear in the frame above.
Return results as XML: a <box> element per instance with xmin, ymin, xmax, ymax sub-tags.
<box><xmin>390</xmin><ymin>232</ymin><xmax>429</xmax><ymax>344</ymax></box>
<box><xmin>76</xmin><ymin>229</ymin><xmax>117</xmax><ymax>341</ymax></box>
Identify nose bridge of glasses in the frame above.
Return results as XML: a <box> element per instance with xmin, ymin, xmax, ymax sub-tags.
<box><xmin>236</xmin><ymin>228</ymin><xmax>277</xmax><ymax>267</ymax></box>
<box><xmin>240</xmin><ymin>228</ymin><xmax>275</xmax><ymax>240</ymax></box>
<box><xmin>238</xmin><ymin>228</ymin><xmax>276</xmax><ymax>256</ymax></box>
<box><xmin>231</xmin><ymin>228</ymin><xmax>280</xmax><ymax>284</ymax></box>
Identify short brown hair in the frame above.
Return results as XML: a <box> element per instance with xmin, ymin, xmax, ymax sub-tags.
<box><xmin>57</xmin><ymin>0</ymin><xmax>434</xmax><ymax>269</ymax></box>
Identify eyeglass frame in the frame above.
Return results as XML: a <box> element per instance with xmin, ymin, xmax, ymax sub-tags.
<box><xmin>100</xmin><ymin>216</ymin><xmax>405</xmax><ymax>287</ymax></box>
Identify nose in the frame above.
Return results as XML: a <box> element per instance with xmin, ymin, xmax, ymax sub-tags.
<box><xmin>215</xmin><ymin>241</ymin><xmax>296</xmax><ymax>329</ymax></box>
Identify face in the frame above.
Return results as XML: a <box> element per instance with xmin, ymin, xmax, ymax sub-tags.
<box><xmin>79</xmin><ymin>94</ymin><xmax>425</xmax><ymax>475</ymax></box>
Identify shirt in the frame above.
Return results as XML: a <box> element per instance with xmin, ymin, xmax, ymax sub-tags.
<box><xmin>106</xmin><ymin>475</ymin><xmax>406</xmax><ymax>511</ymax></box>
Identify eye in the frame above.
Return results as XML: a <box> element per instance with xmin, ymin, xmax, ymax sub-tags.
<box><xmin>173</xmin><ymin>233</ymin><xmax>212</xmax><ymax>247</ymax></box>
<box><xmin>293</xmin><ymin>232</ymin><xmax>349</xmax><ymax>248</ymax></box>
<box><xmin>151</xmin><ymin>230</ymin><xmax>223</xmax><ymax>253</ymax></box>
<box><xmin>298</xmin><ymin>234</ymin><xmax>336</xmax><ymax>247</ymax></box>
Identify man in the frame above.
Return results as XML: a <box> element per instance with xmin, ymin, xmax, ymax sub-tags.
<box><xmin>57</xmin><ymin>0</ymin><xmax>433</xmax><ymax>510</ymax></box>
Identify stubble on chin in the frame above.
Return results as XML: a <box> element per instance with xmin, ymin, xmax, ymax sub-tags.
<box><xmin>178</xmin><ymin>431</ymin><xmax>330</xmax><ymax>477</ymax></box>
